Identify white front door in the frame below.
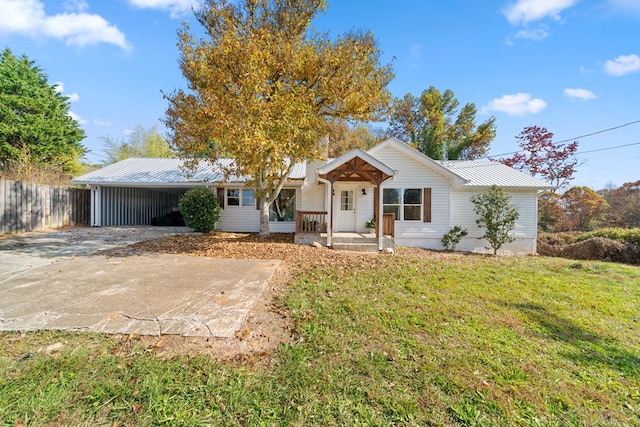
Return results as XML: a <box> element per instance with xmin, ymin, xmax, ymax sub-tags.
<box><xmin>334</xmin><ymin>185</ymin><xmax>356</xmax><ymax>231</ymax></box>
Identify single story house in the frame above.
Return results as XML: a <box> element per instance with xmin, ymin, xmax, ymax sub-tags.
<box><xmin>71</xmin><ymin>137</ymin><xmax>553</xmax><ymax>254</ymax></box>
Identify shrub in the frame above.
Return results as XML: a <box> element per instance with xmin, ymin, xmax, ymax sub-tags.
<box><xmin>576</xmin><ymin>227</ymin><xmax>640</xmax><ymax>246</ymax></box>
<box><xmin>471</xmin><ymin>185</ymin><xmax>519</xmax><ymax>255</ymax></box>
<box><xmin>442</xmin><ymin>225</ymin><xmax>468</xmax><ymax>251</ymax></box>
<box><xmin>178</xmin><ymin>188</ymin><xmax>221</xmax><ymax>233</ymax></box>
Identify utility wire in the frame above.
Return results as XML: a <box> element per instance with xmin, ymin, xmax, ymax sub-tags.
<box><xmin>575</xmin><ymin>141</ymin><xmax>640</xmax><ymax>155</ymax></box>
<box><xmin>554</xmin><ymin>119</ymin><xmax>640</xmax><ymax>144</ymax></box>
<box><xmin>488</xmin><ymin>118</ymin><xmax>640</xmax><ymax>159</ymax></box>
<box><xmin>443</xmin><ymin>141</ymin><xmax>640</xmax><ymax>171</ymax></box>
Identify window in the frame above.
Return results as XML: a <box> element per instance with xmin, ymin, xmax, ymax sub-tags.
<box><xmin>227</xmin><ymin>188</ymin><xmax>255</xmax><ymax>207</ymax></box>
<box><xmin>227</xmin><ymin>189</ymin><xmax>240</xmax><ymax>206</ymax></box>
<box><xmin>242</xmin><ymin>189</ymin><xmax>255</xmax><ymax>207</ymax></box>
<box><xmin>403</xmin><ymin>189</ymin><xmax>422</xmax><ymax>221</ymax></box>
<box><xmin>383</xmin><ymin>188</ymin><xmax>400</xmax><ymax>219</ymax></box>
<box><xmin>269</xmin><ymin>189</ymin><xmax>296</xmax><ymax>221</ymax></box>
<box><xmin>383</xmin><ymin>188</ymin><xmax>422</xmax><ymax>221</ymax></box>
<box><xmin>340</xmin><ymin>190</ymin><xmax>353</xmax><ymax>211</ymax></box>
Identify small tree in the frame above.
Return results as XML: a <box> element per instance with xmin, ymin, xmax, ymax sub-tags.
<box><xmin>471</xmin><ymin>185</ymin><xmax>519</xmax><ymax>255</ymax></box>
<box><xmin>442</xmin><ymin>225</ymin><xmax>468</xmax><ymax>251</ymax></box>
<box><xmin>178</xmin><ymin>188</ymin><xmax>221</xmax><ymax>233</ymax></box>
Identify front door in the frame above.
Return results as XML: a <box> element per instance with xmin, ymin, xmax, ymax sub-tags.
<box><xmin>334</xmin><ymin>185</ymin><xmax>356</xmax><ymax>231</ymax></box>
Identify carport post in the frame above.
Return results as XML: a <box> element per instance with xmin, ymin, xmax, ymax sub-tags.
<box><xmin>90</xmin><ymin>186</ymin><xmax>101</xmax><ymax>227</ymax></box>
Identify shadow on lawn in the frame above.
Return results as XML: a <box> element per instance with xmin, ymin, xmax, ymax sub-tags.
<box><xmin>512</xmin><ymin>302</ymin><xmax>639</xmax><ymax>378</ymax></box>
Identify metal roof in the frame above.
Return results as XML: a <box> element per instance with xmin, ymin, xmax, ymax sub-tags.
<box><xmin>436</xmin><ymin>160</ymin><xmax>555</xmax><ymax>189</ymax></box>
<box><xmin>71</xmin><ymin>158</ymin><xmax>307</xmax><ymax>186</ymax></box>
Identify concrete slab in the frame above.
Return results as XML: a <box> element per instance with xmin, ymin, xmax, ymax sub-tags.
<box><xmin>0</xmin><ymin>227</ymin><xmax>280</xmax><ymax>338</ymax></box>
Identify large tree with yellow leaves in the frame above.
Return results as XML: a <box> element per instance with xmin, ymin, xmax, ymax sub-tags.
<box><xmin>164</xmin><ymin>0</ymin><xmax>393</xmax><ymax>236</ymax></box>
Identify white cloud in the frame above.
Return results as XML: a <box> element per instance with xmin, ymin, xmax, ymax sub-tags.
<box><xmin>93</xmin><ymin>120</ymin><xmax>112</xmax><ymax>127</ymax></box>
<box><xmin>503</xmin><ymin>0</ymin><xmax>578</xmax><ymax>25</ymax></box>
<box><xmin>54</xmin><ymin>81</ymin><xmax>80</xmax><ymax>102</ymax></box>
<box><xmin>0</xmin><ymin>0</ymin><xmax>131</xmax><ymax>51</ymax></box>
<box><xmin>66</xmin><ymin>92</ymin><xmax>80</xmax><ymax>102</ymax></box>
<box><xmin>564</xmin><ymin>88</ymin><xmax>597</xmax><ymax>100</ymax></box>
<box><xmin>63</xmin><ymin>0</ymin><xmax>88</xmax><ymax>13</ymax></box>
<box><xmin>514</xmin><ymin>25</ymin><xmax>549</xmax><ymax>41</ymax></box>
<box><xmin>604</xmin><ymin>54</ymin><xmax>640</xmax><ymax>76</ymax></box>
<box><xmin>127</xmin><ymin>0</ymin><xmax>199</xmax><ymax>18</ymax></box>
<box><xmin>68</xmin><ymin>111</ymin><xmax>88</xmax><ymax>125</ymax></box>
<box><xmin>482</xmin><ymin>93</ymin><xmax>547</xmax><ymax>116</ymax></box>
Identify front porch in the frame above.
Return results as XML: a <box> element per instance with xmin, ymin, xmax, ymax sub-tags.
<box><xmin>294</xmin><ymin>231</ymin><xmax>395</xmax><ymax>252</ymax></box>
<box><xmin>299</xmin><ymin>149</ymin><xmax>396</xmax><ymax>251</ymax></box>
<box><xmin>294</xmin><ymin>210</ymin><xmax>395</xmax><ymax>252</ymax></box>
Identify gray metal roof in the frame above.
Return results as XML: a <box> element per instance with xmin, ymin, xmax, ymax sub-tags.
<box><xmin>437</xmin><ymin>160</ymin><xmax>555</xmax><ymax>189</ymax></box>
<box><xmin>71</xmin><ymin>157</ymin><xmax>307</xmax><ymax>186</ymax></box>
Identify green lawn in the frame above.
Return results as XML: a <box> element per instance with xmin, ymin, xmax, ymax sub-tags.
<box><xmin>1</xmin><ymin>253</ymin><xmax>639</xmax><ymax>426</ymax></box>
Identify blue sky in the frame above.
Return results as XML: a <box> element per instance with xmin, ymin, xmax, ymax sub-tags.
<box><xmin>0</xmin><ymin>0</ymin><xmax>639</xmax><ymax>190</ymax></box>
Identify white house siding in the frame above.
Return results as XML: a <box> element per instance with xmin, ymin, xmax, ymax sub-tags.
<box><xmin>373</xmin><ymin>144</ymin><xmax>452</xmax><ymax>247</ymax></box>
<box><xmin>450</xmin><ymin>188</ymin><xmax>539</xmax><ymax>255</ymax></box>
<box><xmin>217</xmin><ymin>204</ymin><xmax>260</xmax><ymax>232</ymax></box>
<box><xmin>299</xmin><ymin>162</ymin><xmax>326</xmax><ymax>212</ymax></box>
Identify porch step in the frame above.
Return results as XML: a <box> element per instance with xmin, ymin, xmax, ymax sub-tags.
<box><xmin>331</xmin><ymin>234</ymin><xmax>377</xmax><ymax>244</ymax></box>
<box><xmin>331</xmin><ymin>242</ymin><xmax>380</xmax><ymax>252</ymax></box>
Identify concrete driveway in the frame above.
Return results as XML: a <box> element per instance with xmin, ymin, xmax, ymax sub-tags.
<box><xmin>0</xmin><ymin>227</ymin><xmax>280</xmax><ymax>338</ymax></box>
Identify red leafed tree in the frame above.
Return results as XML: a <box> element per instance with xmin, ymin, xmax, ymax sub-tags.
<box><xmin>501</xmin><ymin>126</ymin><xmax>579</xmax><ymax>192</ymax></box>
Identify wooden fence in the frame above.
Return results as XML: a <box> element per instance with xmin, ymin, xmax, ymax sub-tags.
<box><xmin>0</xmin><ymin>179</ymin><xmax>90</xmax><ymax>235</ymax></box>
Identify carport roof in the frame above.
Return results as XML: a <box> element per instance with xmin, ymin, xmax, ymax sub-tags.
<box><xmin>70</xmin><ymin>158</ymin><xmax>307</xmax><ymax>187</ymax></box>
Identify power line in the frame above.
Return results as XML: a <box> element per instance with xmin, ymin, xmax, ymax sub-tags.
<box><xmin>554</xmin><ymin>119</ymin><xmax>640</xmax><ymax>144</ymax></box>
<box><xmin>443</xmin><ymin>140</ymin><xmax>640</xmax><ymax>172</ymax></box>
<box><xmin>576</xmin><ymin>141</ymin><xmax>640</xmax><ymax>155</ymax></box>
<box><xmin>488</xmin><ymin>118</ymin><xmax>640</xmax><ymax>160</ymax></box>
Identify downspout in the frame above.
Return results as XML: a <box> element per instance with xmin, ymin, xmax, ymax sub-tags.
<box><xmin>533</xmin><ymin>191</ymin><xmax>540</xmax><ymax>255</ymax></box>
<box><xmin>317</xmin><ymin>176</ymin><xmax>332</xmax><ymax>248</ymax></box>
<box><xmin>378</xmin><ymin>182</ymin><xmax>384</xmax><ymax>251</ymax></box>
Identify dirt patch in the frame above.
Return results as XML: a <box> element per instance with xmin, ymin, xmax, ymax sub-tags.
<box><xmin>538</xmin><ymin>234</ymin><xmax>640</xmax><ymax>264</ymax></box>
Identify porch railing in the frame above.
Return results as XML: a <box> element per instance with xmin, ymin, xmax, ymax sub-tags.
<box><xmin>296</xmin><ymin>211</ymin><xmax>327</xmax><ymax>234</ymax></box>
<box><xmin>383</xmin><ymin>213</ymin><xmax>395</xmax><ymax>237</ymax></box>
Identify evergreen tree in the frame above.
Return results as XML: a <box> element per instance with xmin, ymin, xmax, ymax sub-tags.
<box><xmin>0</xmin><ymin>48</ymin><xmax>86</xmax><ymax>177</ymax></box>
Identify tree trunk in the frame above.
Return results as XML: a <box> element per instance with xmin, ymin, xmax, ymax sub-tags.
<box><xmin>259</xmin><ymin>199</ymin><xmax>270</xmax><ymax>238</ymax></box>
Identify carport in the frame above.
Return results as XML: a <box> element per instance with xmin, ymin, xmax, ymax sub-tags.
<box><xmin>71</xmin><ymin>158</ymin><xmax>230</xmax><ymax>227</ymax></box>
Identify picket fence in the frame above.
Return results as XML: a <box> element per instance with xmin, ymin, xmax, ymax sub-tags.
<box><xmin>0</xmin><ymin>179</ymin><xmax>90</xmax><ymax>235</ymax></box>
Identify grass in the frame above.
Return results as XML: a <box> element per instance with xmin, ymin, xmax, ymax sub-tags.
<box><xmin>1</xmin><ymin>253</ymin><xmax>639</xmax><ymax>426</ymax></box>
